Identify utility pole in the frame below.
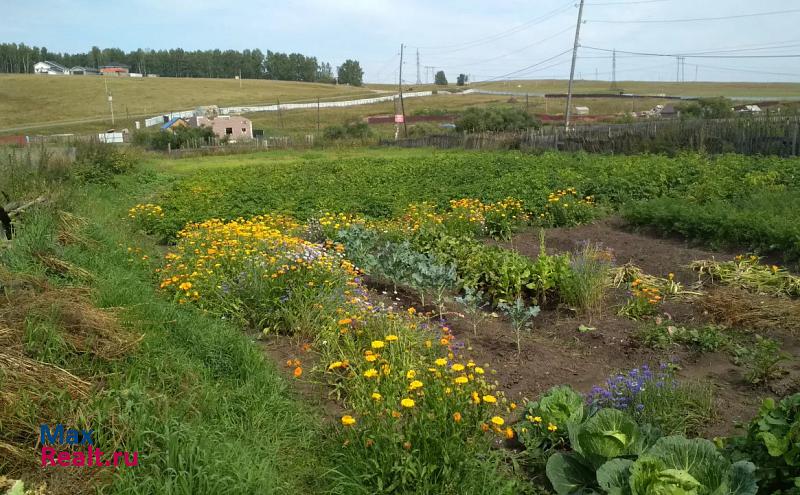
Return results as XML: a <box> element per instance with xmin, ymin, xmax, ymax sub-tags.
<box><xmin>565</xmin><ymin>0</ymin><xmax>585</xmax><ymax>130</ymax></box>
<box><xmin>676</xmin><ymin>56</ymin><xmax>680</xmax><ymax>83</ymax></box>
<box><xmin>416</xmin><ymin>49</ymin><xmax>421</xmax><ymax>85</ymax></box>
<box><xmin>277</xmin><ymin>98</ymin><xmax>284</xmax><ymax>129</ymax></box>
<box><xmin>398</xmin><ymin>43</ymin><xmax>408</xmax><ymax>137</ymax></box>
<box><xmin>104</xmin><ymin>77</ymin><xmax>115</xmax><ymax>126</ymax></box>
<box><xmin>611</xmin><ymin>49</ymin><xmax>617</xmax><ymax>90</ymax></box>
<box><xmin>317</xmin><ymin>97</ymin><xmax>321</xmax><ymax>134</ymax></box>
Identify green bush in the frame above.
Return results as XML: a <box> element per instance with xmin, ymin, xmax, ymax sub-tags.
<box><xmin>72</xmin><ymin>141</ymin><xmax>138</xmax><ymax>184</ymax></box>
<box><xmin>132</xmin><ymin>125</ymin><xmax>216</xmax><ymax>151</ymax></box>
<box><xmin>323</xmin><ymin>121</ymin><xmax>372</xmax><ymax>140</ymax></box>
<box><xmin>455</xmin><ymin>106</ymin><xmax>540</xmax><ymax>132</ymax></box>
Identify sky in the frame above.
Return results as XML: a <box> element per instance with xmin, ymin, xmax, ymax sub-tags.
<box><xmin>3</xmin><ymin>0</ymin><xmax>800</xmax><ymax>84</ymax></box>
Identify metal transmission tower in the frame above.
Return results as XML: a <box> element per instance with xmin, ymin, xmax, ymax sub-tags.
<box><xmin>611</xmin><ymin>48</ymin><xmax>617</xmax><ymax>90</ymax></box>
<box><xmin>416</xmin><ymin>49</ymin><xmax>421</xmax><ymax>85</ymax></box>
<box><xmin>565</xmin><ymin>0</ymin><xmax>586</xmax><ymax>129</ymax></box>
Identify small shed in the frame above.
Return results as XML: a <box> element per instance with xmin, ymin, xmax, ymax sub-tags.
<box><xmin>70</xmin><ymin>66</ymin><xmax>100</xmax><ymax>75</ymax></box>
<box><xmin>574</xmin><ymin>106</ymin><xmax>590</xmax><ymax>116</ymax></box>
<box><xmin>660</xmin><ymin>104</ymin><xmax>679</xmax><ymax>118</ymax></box>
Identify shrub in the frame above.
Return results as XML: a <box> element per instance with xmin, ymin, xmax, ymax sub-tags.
<box><xmin>133</xmin><ymin>125</ymin><xmax>216</xmax><ymax>150</ymax></box>
<box><xmin>72</xmin><ymin>140</ymin><xmax>137</xmax><ymax>184</ymax></box>
<box><xmin>323</xmin><ymin>121</ymin><xmax>373</xmax><ymax>140</ymax></box>
<box><xmin>455</xmin><ymin>106</ymin><xmax>540</xmax><ymax>133</ymax></box>
<box><xmin>732</xmin><ymin>335</ymin><xmax>790</xmax><ymax>385</ymax></box>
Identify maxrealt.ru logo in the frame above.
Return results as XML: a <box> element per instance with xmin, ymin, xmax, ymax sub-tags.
<box><xmin>40</xmin><ymin>424</ymin><xmax>138</xmax><ymax>467</ymax></box>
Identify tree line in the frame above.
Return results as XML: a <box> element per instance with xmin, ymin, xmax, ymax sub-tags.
<box><xmin>0</xmin><ymin>43</ymin><xmax>364</xmax><ymax>85</ymax></box>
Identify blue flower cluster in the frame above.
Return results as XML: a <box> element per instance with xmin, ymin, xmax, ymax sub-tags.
<box><xmin>586</xmin><ymin>363</ymin><xmax>677</xmax><ymax>414</ymax></box>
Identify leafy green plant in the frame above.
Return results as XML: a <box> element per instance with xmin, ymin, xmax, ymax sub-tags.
<box><xmin>724</xmin><ymin>394</ymin><xmax>800</xmax><ymax>494</ymax></box>
<box><xmin>516</xmin><ymin>386</ymin><xmax>586</xmax><ymax>465</ymax></box>
<box><xmin>732</xmin><ymin>335</ymin><xmax>790</xmax><ymax>385</ymax></box>
<box><xmin>547</xmin><ymin>416</ymin><xmax>757</xmax><ymax>495</ymax></box>
<box><xmin>410</xmin><ymin>256</ymin><xmax>458</xmax><ymax>315</ymax></box>
<box><xmin>454</xmin><ymin>287</ymin><xmax>488</xmax><ymax>336</ymax></box>
<box><xmin>636</xmin><ymin>323</ymin><xmax>731</xmax><ymax>353</ymax></box>
<box><xmin>497</xmin><ymin>296</ymin><xmax>540</xmax><ymax>354</ymax></box>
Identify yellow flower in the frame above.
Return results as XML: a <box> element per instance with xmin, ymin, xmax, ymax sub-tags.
<box><xmin>474</xmin><ymin>367</ymin><xmax>485</xmax><ymax>375</ymax></box>
<box><xmin>454</xmin><ymin>376</ymin><xmax>469</xmax><ymax>384</ymax></box>
<box><xmin>490</xmin><ymin>416</ymin><xmax>505</xmax><ymax>426</ymax></box>
<box><xmin>371</xmin><ymin>340</ymin><xmax>385</xmax><ymax>349</ymax></box>
<box><xmin>533</xmin><ymin>416</ymin><xmax>542</xmax><ymax>423</ymax></box>
<box><xmin>406</xmin><ymin>370</ymin><xmax>416</xmax><ymax>379</ymax></box>
<box><xmin>407</xmin><ymin>307</ymin><xmax>416</xmax><ymax>315</ymax></box>
<box><xmin>451</xmin><ymin>363</ymin><xmax>465</xmax><ymax>372</ymax></box>
<box><xmin>328</xmin><ymin>361</ymin><xmax>344</xmax><ymax>370</ymax></box>
<box><xmin>510</xmin><ymin>402</ymin><xmax>517</xmax><ymax>410</ymax></box>
<box><xmin>453</xmin><ymin>412</ymin><xmax>462</xmax><ymax>423</ymax></box>
<box><xmin>408</xmin><ymin>380</ymin><xmax>423</xmax><ymax>391</ymax></box>
<box><xmin>179</xmin><ymin>282</ymin><xmax>193</xmax><ymax>291</ymax></box>
<box><xmin>401</xmin><ymin>398</ymin><xmax>416</xmax><ymax>408</ymax></box>
<box><xmin>471</xmin><ymin>391</ymin><xmax>481</xmax><ymax>404</ymax></box>
<box><xmin>548</xmin><ymin>423</ymin><xmax>558</xmax><ymax>432</ymax></box>
<box><xmin>505</xmin><ymin>427</ymin><xmax>515</xmax><ymax>440</ymax></box>
<box><xmin>341</xmin><ymin>415</ymin><xmax>356</xmax><ymax>426</ymax></box>
<box><xmin>338</xmin><ymin>318</ymin><xmax>352</xmax><ymax>325</ymax></box>
<box><xmin>482</xmin><ymin>395</ymin><xmax>497</xmax><ymax>404</ymax></box>
<box><xmin>435</xmin><ymin>358</ymin><xmax>448</xmax><ymax>367</ymax></box>
<box><xmin>385</xmin><ymin>334</ymin><xmax>399</xmax><ymax>342</ymax></box>
<box><xmin>381</xmin><ymin>364</ymin><xmax>391</xmax><ymax>376</ymax></box>
<box><xmin>363</xmin><ymin>369</ymin><xmax>378</xmax><ymax>378</ymax></box>
<box><xmin>371</xmin><ymin>392</ymin><xmax>382</xmax><ymax>401</ymax></box>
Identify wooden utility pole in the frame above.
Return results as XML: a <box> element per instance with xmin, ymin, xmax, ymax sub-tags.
<box><xmin>398</xmin><ymin>43</ymin><xmax>408</xmax><ymax>137</ymax></box>
<box><xmin>565</xmin><ymin>0</ymin><xmax>585</xmax><ymax>130</ymax></box>
<box><xmin>317</xmin><ymin>97</ymin><xmax>321</xmax><ymax>134</ymax></box>
<box><xmin>103</xmin><ymin>77</ymin><xmax>115</xmax><ymax>126</ymax></box>
<box><xmin>277</xmin><ymin>98</ymin><xmax>284</xmax><ymax>129</ymax></box>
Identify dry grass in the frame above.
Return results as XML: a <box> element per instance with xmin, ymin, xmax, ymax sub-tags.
<box><xmin>701</xmin><ymin>286</ymin><xmax>800</xmax><ymax>334</ymax></box>
<box><xmin>0</xmin><ymin>274</ymin><xmax>140</xmax><ymax>474</ymax></box>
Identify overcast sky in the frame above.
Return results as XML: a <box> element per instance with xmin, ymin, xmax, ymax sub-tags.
<box><xmin>4</xmin><ymin>0</ymin><xmax>800</xmax><ymax>84</ymax></box>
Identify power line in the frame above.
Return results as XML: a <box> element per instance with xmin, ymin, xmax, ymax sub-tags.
<box><xmin>585</xmin><ymin>0</ymin><xmax>668</xmax><ymax>4</ymax></box>
<box><xmin>588</xmin><ymin>8</ymin><xmax>800</xmax><ymax>23</ymax></box>
<box><xmin>582</xmin><ymin>46</ymin><xmax>800</xmax><ymax>59</ymax></box>
<box><xmin>429</xmin><ymin>25</ymin><xmax>574</xmax><ymax>70</ymax></box>
<box><xmin>410</xmin><ymin>1</ymin><xmax>574</xmax><ymax>53</ymax></box>
<box><xmin>471</xmin><ymin>49</ymin><xmax>574</xmax><ymax>84</ymax></box>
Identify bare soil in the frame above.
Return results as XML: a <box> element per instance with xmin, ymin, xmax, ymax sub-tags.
<box><xmin>259</xmin><ymin>218</ymin><xmax>800</xmax><ymax>437</ymax></box>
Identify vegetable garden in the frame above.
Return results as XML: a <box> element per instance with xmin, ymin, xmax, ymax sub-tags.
<box><xmin>125</xmin><ymin>148</ymin><xmax>800</xmax><ymax>494</ymax></box>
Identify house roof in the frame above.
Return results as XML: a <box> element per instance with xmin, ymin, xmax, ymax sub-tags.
<box><xmin>37</xmin><ymin>60</ymin><xmax>68</xmax><ymax>72</ymax></box>
<box><xmin>100</xmin><ymin>63</ymin><xmax>130</xmax><ymax>69</ymax></box>
<box><xmin>161</xmin><ymin>117</ymin><xmax>185</xmax><ymax>130</ymax></box>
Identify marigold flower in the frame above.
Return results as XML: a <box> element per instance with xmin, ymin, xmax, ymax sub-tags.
<box><xmin>365</xmin><ymin>354</ymin><xmax>378</xmax><ymax>362</ymax></box>
<box><xmin>371</xmin><ymin>392</ymin><xmax>382</xmax><ymax>401</ymax></box>
<box><xmin>435</xmin><ymin>358</ymin><xmax>448</xmax><ymax>366</ymax></box>
<box><xmin>385</xmin><ymin>334</ymin><xmax>398</xmax><ymax>342</ymax></box>
<box><xmin>533</xmin><ymin>416</ymin><xmax>542</xmax><ymax>423</ymax></box>
<box><xmin>338</xmin><ymin>318</ymin><xmax>352</xmax><ymax>325</ymax></box>
<box><xmin>451</xmin><ymin>363</ymin><xmax>465</xmax><ymax>372</ymax></box>
<box><xmin>406</xmin><ymin>370</ymin><xmax>416</xmax><ymax>379</ymax></box>
<box><xmin>401</xmin><ymin>398</ymin><xmax>416</xmax><ymax>408</ymax></box>
<box><xmin>408</xmin><ymin>380</ymin><xmax>423</xmax><ymax>391</ymax></box>
<box><xmin>391</xmin><ymin>410</ymin><xmax>402</xmax><ymax>418</ymax></box>
<box><xmin>453</xmin><ymin>412</ymin><xmax>462</xmax><ymax>423</ymax></box>
<box><xmin>454</xmin><ymin>376</ymin><xmax>469</xmax><ymax>385</ymax></box>
<box><xmin>482</xmin><ymin>395</ymin><xmax>497</xmax><ymax>404</ymax></box>
<box><xmin>474</xmin><ymin>367</ymin><xmax>485</xmax><ymax>375</ymax></box>
<box><xmin>439</xmin><ymin>337</ymin><xmax>449</xmax><ymax>346</ymax></box>
<box><xmin>381</xmin><ymin>364</ymin><xmax>391</xmax><ymax>375</ymax></box>
<box><xmin>363</xmin><ymin>369</ymin><xmax>378</xmax><ymax>378</ymax></box>
<box><xmin>328</xmin><ymin>361</ymin><xmax>343</xmax><ymax>370</ymax></box>
<box><xmin>371</xmin><ymin>340</ymin><xmax>385</xmax><ymax>349</ymax></box>
<box><xmin>505</xmin><ymin>427</ymin><xmax>515</xmax><ymax>440</ymax></box>
<box><xmin>179</xmin><ymin>282</ymin><xmax>193</xmax><ymax>291</ymax></box>
<box><xmin>341</xmin><ymin>415</ymin><xmax>356</xmax><ymax>426</ymax></box>
<box><xmin>490</xmin><ymin>416</ymin><xmax>505</xmax><ymax>426</ymax></box>
<box><xmin>407</xmin><ymin>307</ymin><xmax>416</xmax><ymax>315</ymax></box>
<box><xmin>510</xmin><ymin>402</ymin><xmax>517</xmax><ymax>410</ymax></box>
<box><xmin>293</xmin><ymin>367</ymin><xmax>303</xmax><ymax>378</ymax></box>
<box><xmin>548</xmin><ymin>423</ymin><xmax>558</xmax><ymax>432</ymax></box>
<box><xmin>480</xmin><ymin>423</ymin><xmax>489</xmax><ymax>432</ymax></box>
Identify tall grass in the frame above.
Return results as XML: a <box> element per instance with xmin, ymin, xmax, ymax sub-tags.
<box><xmin>560</xmin><ymin>243</ymin><xmax>612</xmax><ymax>315</ymax></box>
<box><xmin>1</xmin><ymin>179</ymin><xmax>330</xmax><ymax>494</ymax></box>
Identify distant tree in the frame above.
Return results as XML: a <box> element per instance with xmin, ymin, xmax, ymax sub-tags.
<box><xmin>337</xmin><ymin>59</ymin><xmax>364</xmax><ymax>86</ymax></box>
<box><xmin>678</xmin><ymin>97</ymin><xmax>734</xmax><ymax>120</ymax></box>
<box><xmin>456</xmin><ymin>73</ymin><xmax>468</xmax><ymax>86</ymax></box>
<box><xmin>434</xmin><ymin>70</ymin><xmax>448</xmax><ymax>86</ymax></box>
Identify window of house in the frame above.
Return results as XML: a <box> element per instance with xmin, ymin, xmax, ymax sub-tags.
<box><xmin>242</xmin><ymin>128</ymin><xmax>246</xmax><ymax>132</ymax></box>
<box><xmin>225</xmin><ymin>127</ymin><xmax>233</xmax><ymax>135</ymax></box>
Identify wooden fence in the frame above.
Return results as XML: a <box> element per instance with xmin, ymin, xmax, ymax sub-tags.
<box><xmin>382</xmin><ymin>116</ymin><xmax>800</xmax><ymax>156</ymax></box>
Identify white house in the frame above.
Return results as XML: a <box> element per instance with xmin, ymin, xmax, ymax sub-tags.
<box><xmin>34</xmin><ymin>61</ymin><xmax>68</xmax><ymax>75</ymax></box>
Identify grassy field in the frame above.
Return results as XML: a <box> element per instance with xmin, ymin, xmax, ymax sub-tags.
<box><xmin>4</xmin><ymin>74</ymin><xmax>798</xmax><ymax>137</ymax></box>
<box><xmin>370</xmin><ymin>79</ymin><xmax>800</xmax><ymax>98</ymax></box>
<box><xmin>0</xmin><ymin>74</ymin><xmax>372</xmax><ymax>133</ymax></box>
